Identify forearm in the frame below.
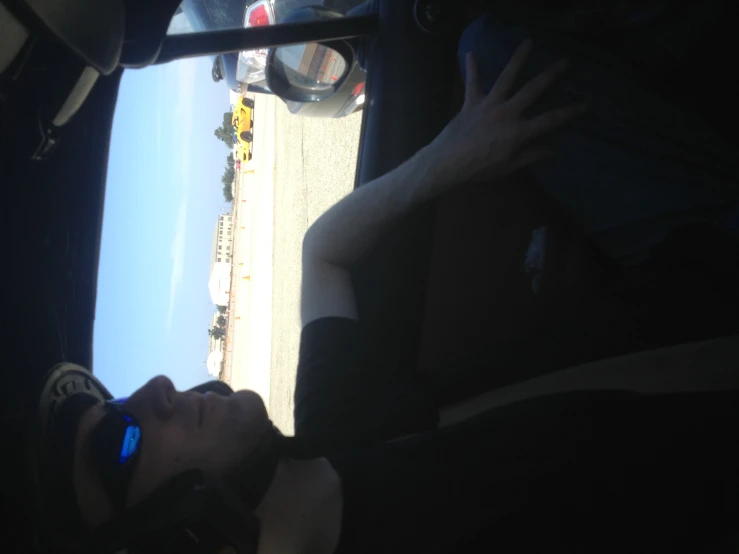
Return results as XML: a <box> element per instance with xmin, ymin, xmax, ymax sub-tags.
<box><xmin>303</xmin><ymin>145</ymin><xmax>453</xmax><ymax>268</ymax></box>
<box><xmin>299</xmin><ymin>46</ymin><xmax>581</xmax><ymax>325</ymax></box>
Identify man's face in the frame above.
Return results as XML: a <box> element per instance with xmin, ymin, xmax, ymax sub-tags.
<box><xmin>72</xmin><ymin>375</ymin><xmax>270</xmax><ymax>528</ymax></box>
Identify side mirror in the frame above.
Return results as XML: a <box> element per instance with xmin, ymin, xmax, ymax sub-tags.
<box><xmin>265</xmin><ymin>41</ymin><xmax>353</xmax><ymax>102</ymax></box>
<box><xmin>264</xmin><ymin>6</ymin><xmax>354</xmax><ymax>103</ymax></box>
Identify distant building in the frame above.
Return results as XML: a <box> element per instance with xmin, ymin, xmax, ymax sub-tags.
<box><xmin>206</xmin><ymin>351</ymin><xmax>224</xmax><ymax>378</ymax></box>
<box><xmin>208</xmin><ymin>213</ymin><xmax>234</xmax><ymax>306</ymax></box>
<box><xmin>209</xmin><ymin>263</ymin><xmax>231</xmax><ymax>306</ymax></box>
<box><xmin>213</xmin><ymin>212</ymin><xmax>234</xmax><ymax>264</ymax></box>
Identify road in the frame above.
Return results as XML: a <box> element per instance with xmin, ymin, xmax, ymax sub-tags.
<box><xmin>226</xmin><ymin>94</ymin><xmax>276</xmax><ymax>406</ymax></box>
<box><xmin>229</xmin><ymin>95</ymin><xmax>362</xmax><ymax>434</ymax></box>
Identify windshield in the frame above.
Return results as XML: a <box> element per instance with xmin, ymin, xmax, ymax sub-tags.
<box><xmin>94</xmin><ymin>0</ymin><xmax>371</xmax><ymax>434</ymax></box>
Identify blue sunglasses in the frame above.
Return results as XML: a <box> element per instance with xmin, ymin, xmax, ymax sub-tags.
<box><xmin>89</xmin><ymin>398</ymin><xmax>142</xmax><ymax>512</ymax></box>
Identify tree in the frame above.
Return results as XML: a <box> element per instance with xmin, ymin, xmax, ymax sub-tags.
<box><xmin>214</xmin><ymin>111</ymin><xmax>234</xmax><ymax>149</ymax></box>
<box><xmin>216</xmin><ymin>315</ymin><xmax>227</xmax><ymax>327</ymax></box>
<box><xmin>223</xmin><ymin>182</ymin><xmax>234</xmax><ymax>203</ymax></box>
<box><xmin>226</xmin><ymin>154</ymin><xmax>234</xmax><ymax>167</ymax></box>
<box><xmin>208</xmin><ymin>326</ymin><xmax>226</xmax><ymax>340</ymax></box>
<box><xmin>221</xmin><ymin>164</ymin><xmax>236</xmax><ymax>186</ymax></box>
<box><xmin>217</xmin><ymin>305</ymin><xmax>227</xmax><ymax>314</ymax></box>
<box><xmin>221</xmin><ymin>161</ymin><xmax>236</xmax><ymax>202</ymax></box>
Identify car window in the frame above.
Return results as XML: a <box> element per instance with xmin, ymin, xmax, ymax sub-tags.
<box><xmin>94</xmin><ymin>0</ymin><xmax>371</xmax><ymax>434</ymax></box>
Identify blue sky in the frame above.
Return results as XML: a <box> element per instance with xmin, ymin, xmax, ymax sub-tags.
<box><xmin>93</xmin><ymin>56</ymin><xmax>234</xmax><ymax>397</ymax></box>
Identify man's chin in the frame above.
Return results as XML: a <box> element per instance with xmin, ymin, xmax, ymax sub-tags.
<box><xmin>232</xmin><ymin>389</ymin><xmax>268</xmax><ymax>420</ymax></box>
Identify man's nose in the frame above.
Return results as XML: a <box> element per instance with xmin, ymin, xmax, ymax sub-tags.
<box><xmin>128</xmin><ymin>375</ymin><xmax>176</xmax><ymax>421</ymax></box>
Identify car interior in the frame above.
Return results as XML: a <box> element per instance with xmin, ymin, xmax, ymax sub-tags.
<box><xmin>2</xmin><ymin>0</ymin><xmax>738</xmax><ymax>551</ymax></box>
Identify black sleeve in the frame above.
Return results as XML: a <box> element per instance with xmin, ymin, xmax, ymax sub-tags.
<box><xmin>293</xmin><ymin>317</ymin><xmax>438</xmax><ymax>449</ymax></box>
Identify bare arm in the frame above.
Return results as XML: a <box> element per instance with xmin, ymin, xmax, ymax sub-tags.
<box><xmin>301</xmin><ymin>42</ymin><xmax>585</xmax><ymax>326</ymax></box>
<box><xmin>300</xmin><ymin>146</ymin><xmax>442</xmax><ymax>324</ymax></box>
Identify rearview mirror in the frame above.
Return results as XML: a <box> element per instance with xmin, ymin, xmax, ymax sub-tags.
<box><xmin>266</xmin><ymin>42</ymin><xmax>351</xmax><ymax>102</ymax></box>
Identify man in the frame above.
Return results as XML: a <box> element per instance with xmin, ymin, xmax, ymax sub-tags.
<box><xmin>33</xmin><ymin>31</ymin><xmax>739</xmax><ymax>554</ymax></box>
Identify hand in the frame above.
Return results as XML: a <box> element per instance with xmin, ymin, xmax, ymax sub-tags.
<box><xmin>429</xmin><ymin>40</ymin><xmax>586</xmax><ymax>185</ymax></box>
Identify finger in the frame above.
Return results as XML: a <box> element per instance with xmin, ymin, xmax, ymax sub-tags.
<box><xmin>507</xmin><ymin>58</ymin><xmax>568</xmax><ymax>115</ymax></box>
<box><xmin>464</xmin><ymin>52</ymin><xmax>482</xmax><ymax>106</ymax></box>
<box><xmin>522</xmin><ymin>103</ymin><xmax>586</xmax><ymax>141</ymax></box>
<box><xmin>487</xmin><ymin>39</ymin><xmax>533</xmax><ymax>104</ymax></box>
<box><xmin>509</xmin><ymin>145</ymin><xmax>555</xmax><ymax>171</ymax></box>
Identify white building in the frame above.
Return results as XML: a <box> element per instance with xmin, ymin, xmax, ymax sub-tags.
<box><xmin>208</xmin><ymin>213</ymin><xmax>235</xmax><ymax>306</ymax></box>
<box><xmin>208</xmin><ymin>263</ymin><xmax>232</xmax><ymax>306</ymax></box>
<box><xmin>213</xmin><ymin>212</ymin><xmax>234</xmax><ymax>264</ymax></box>
<box><xmin>206</xmin><ymin>351</ymin><xmax>224</xmax><ymax>378</ymax></box>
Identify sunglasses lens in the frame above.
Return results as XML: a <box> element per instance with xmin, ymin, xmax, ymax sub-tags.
<box><xmin>91</xmin><ymin>403</ymin><xmax>143</xmax><ymax>512</ymax></box>
<box><xmin>119</xmin><ymin>421</ymin><xmax>141</xmax><ymax>463</ymax></box>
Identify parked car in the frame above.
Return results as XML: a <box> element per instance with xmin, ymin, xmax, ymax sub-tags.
<box><xmin>232</xmin><ymin>96</ymin><xmax>255</xmax><ymax>144</ymax></box>
<box><xmin>235</xmin><ymin>144</ymin><xmax>251</xmax><ymax>162</ymax></box>
<box><xmin>181</xmin><ymin>0</ymin><xmax>253</xmax><ymax>93</ymax></box>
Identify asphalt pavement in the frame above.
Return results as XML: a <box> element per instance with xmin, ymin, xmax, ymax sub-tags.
<box><xmin>228</xmin><ymin>94</ymin><xmax>362</xmax><ymax>434</ymax></box>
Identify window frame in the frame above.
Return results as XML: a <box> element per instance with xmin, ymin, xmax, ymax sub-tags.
<box><xmin>152</xmin><ymin>15</ymin><xmax>378</xmax><ymax>66</ymax></box>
